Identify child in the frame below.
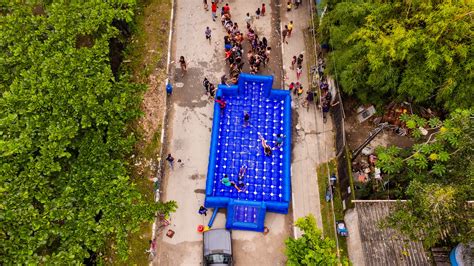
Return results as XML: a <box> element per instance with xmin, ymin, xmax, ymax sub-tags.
<box><xmin>198</xmin><ymin>206</ymin><xmax>208</xmax><ymax>216</ymax></box>
<box><xmin>179</xmin><ymin>56</ymin><xmax>187</xmax><ymax>77</ymax></box>
<box><xmin>282</xmin><ymin>25</ymin><xmax>289</xmax><ymax>44</ymax></box>
<box><xmin>259</xmin><ymin>135</ymin><xmax>273</xmax><ymax>156</ymax></box>
<box><xmin>261</xmin><ymin>3</ymin><xmax>266</xmax><ymax>16</ymax></box>
<box><xmin>288</xmin><ymin>21</ymin><xmax>293</xmax><ymax>37</ymax></box>
<box><xmin>166</xmin><ymin>154</ymin><xmax>174</xmax><ymax>169</ymax></box>
<box><xmin>238</xmin><ymin>165</ymin><xmax>247</xmax><ymax>180</ymax></box>
<box><xmin>203</xmin><ymin>77</ymin><xmax>210</xmax><ymax>93</ymax></box>
<box><xmin>297</xmin><ymin>54</ymin><xmax>304</xmax><ymax>68</ymax></box>
<box><xmin>275</xmin><ymin>134</ymin><xmax>285</xmax><ymax>147</ymax></box>
<box><xmin>296</xmin><ymin>65</ymin><xmax>302</xmax><ymax>80</ymax></box>
<box><xmin>289</xmin><ymin>82</ymin><xmax>295</xmax><ymax>92</ymax></box>
<box><xmin>290</xmin><ymin>55</ymin><xmax>297</xmax><ymax>70</ymax></box>
<box><xmin>209</xmin><ymin>83</ymin><xmax>216</xmax><ymax>99</ymax></box>
<box><xmin>255</xmin><ymin>8</ymin><xmax>261</xmax><ymax>19</ymax></box>
<box><xmin>243</xmin><ymin>111</ymin><xmax>250</xmax><ymax>127</ymax></box>
<box><xmin>297</xmin><ymin>85</ymin><xmax>304</xmax><ymax>98</ymax></box>
<box><xmin>205</xmin><ymin>26</ymin><xmax>212</xmax><ymax>43</ymax></box>
<box><xmin>287</xmin><ymin>1</ymin><xmax>292</xmax><ymax>11</ymax></box>
<box><xmin>215</xmin><ymin>96</ymin><xmax>226</xmax><ymax>109</ymax></box>
<box><xmin>166</xmin><ymin>82</ymin><xmax>173</xmax><ymax>96</ymax></box>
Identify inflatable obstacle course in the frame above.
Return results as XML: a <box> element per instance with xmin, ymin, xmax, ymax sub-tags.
<box><xmin>205</xmin><ymin>74</ymin><xmax>291</xmax><ymax>232</ymax></box>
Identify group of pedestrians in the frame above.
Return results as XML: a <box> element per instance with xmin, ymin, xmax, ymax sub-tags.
<box><xmin>317</xmin><ymin>57</ymin><xmax>339</xmax><ymax>122</ymax></box>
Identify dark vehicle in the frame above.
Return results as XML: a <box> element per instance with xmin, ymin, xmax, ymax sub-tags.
<box><xmin>203</xmin><ymin>228</ymin><xmax>233</xmax><ymax>266</ymax></box>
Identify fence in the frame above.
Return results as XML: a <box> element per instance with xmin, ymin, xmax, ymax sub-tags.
<box><xmin>329</xmin><ymin>81</ymin><xmax>352</xmax><ymax>204</ymax></box>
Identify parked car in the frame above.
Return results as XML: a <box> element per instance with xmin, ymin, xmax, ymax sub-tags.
<box><xmin>203</xmin><ymin>228</ymin><xmax>233</xmax><ymax>266</ymax></box>
<box><xmin>336</xmin><ymin>220</ymin><xmax>349</xmax><ymax>237</ymax></box>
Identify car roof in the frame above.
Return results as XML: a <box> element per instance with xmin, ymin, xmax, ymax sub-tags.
<box><xmin>203</xmin><ymin>229</ymin><xmax>232</xmax><ymax>256</ymax></box>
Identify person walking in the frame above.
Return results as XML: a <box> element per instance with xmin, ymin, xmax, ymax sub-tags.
<box><xmin>295</xmin><ymin>0</ymin><xmax>301</xmax><ymax>9</ymax></box>
<box><xmin>179</xmin><ymin>56</ymin><xmax>187</xmax><ymax>77</ymax></box>
<box><xmin>282</xmin><ymin>25</ymin><xmax>289</xmax><ymax>44</ymax></box>
<box><xmin>211</xmin><ymin>2</ymin><xmax>217</xmax><ymax>21</ymax></box>
<box><xmin>203</xmin><ymin>77</ymin><xmax>210</xmax><ymax>93</ymax></box>
<box><xmin>296</xmin><ymin>65</ymin><xmax>302</xmax><ymax>80</ymax></box>
<box><xmin>261</xmin><ymin>3</ymin><xmax>266</xmax><ymax>16</ymax></box>
<box><xmin>166</xmin><ymin>154</ymin><xmax>175</xmax><ymax>169</ymax></box>
<box><xmin>223</xmin><ymin>3</ymin><xmax>230</xmax><ymax>15</ymax></box>
<box><xmin>245</xmin><ymin>12</ymin><xmax>252</xmax><ymax>28</ymax></box>
<box><xmin>288</xmin><ymin>21</ymin><xmax>294</xmax><ymax>37</ymax></box>
<box><xmin>255</xmin><ymin>8</ymin><xmax>261</xmax><ymax>19</ymax></box>
<box><xmin>297</xmin><ymin>53</ymin><xmax>304</xmax><ymax>68</ymax></box>
<box><xmin>205</xmin><ymin>26</ymin><xmax>212</xmax><ymax>43</ymax></box>
<box><xmin>290</xmin><ymin>55</ymin><xmax>297</xmax><ymax>70</ymax></box>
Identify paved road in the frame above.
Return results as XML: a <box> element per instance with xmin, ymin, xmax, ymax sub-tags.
<box><xmin>154</xmin><ymin>0</ymin><xmax>335</xmax><ymax>265</ymax></box>
<box><xmin>154</xmin><ymin>1</ymin><xmax>289</xmax><ymax>265</ymax></box>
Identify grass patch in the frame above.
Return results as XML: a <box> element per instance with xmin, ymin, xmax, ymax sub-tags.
<box><xmin>104</xmin><ymin>0</ymin><xmax>171</xmax><ymax>264</ymax></box>
<box><xmin>124</xmin><ymin>0</ymin><xmax>171</xmax><ymax>82</ymax></box>
<box><xmin>317</xmin><ymin>160</ymin><xmax>349</xmax><ymax>259</ymax></box>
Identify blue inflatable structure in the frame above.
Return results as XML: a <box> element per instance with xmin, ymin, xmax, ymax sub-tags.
<box><xmin>205</xmin><ymin>73</ymin><xmax>291</xmax><ymax>232</ymax></box>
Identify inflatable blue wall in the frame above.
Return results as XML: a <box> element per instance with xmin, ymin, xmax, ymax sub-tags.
<box><xmin>205</xmin><ymin>74</ymin><xmax>291</xmax><ymax>231</ymax></box>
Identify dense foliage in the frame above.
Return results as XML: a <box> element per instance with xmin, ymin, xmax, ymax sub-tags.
<box><xmin>376</xmin><ymin>109</ymin><xmax>473</xmax><ymax>247</ymax></box>
<box><xmin>0</xmin><ymin>2</ymin><xmax>176</xmax><ymax>264</ymax></box>
<box><xmin>320</xmin><ymin>1</ymin><xmax>473</xmax><ymax>111</ymax></box>
<box><xmin>285</xmin><ymin>215</ymin><xmax>348</xmax><ymax>266</ymax></box>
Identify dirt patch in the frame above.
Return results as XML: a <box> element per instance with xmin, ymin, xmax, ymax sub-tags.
<box><xmin>343</xmin><ymin>99</ymin><xmax>415</xmax><ymax>152</ymax></box>
<box><xmin>75</xmin><ymin>34</ymin><xmax>94</xmax><ymax>49</ymax></box>
<box><xmin>194</xmin><ymin>189</ymin><xmax>206</xmax><ymax>194</ymax></box>
<box><xmin>154</xmin><ymin>240</ymin><xmax>201</xmax><ymax>266</ymax></box>
<box><xmin>190</xmin><ymin>174</ymin><xmax>205</xmax><ymax>180</ymax></box>
<box><xmin>139</xmin><ymin>72</ymin><xmax>167</xmax><ymax>141</ymax></box>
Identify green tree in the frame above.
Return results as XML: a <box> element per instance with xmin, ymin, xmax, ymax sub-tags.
<box><xmin>0</xmin><ymin>2</ymin><xmax>176</xmax><ymax>264</ymax></box>
<box><xmin>376</xmin><ymin>109</ymin><xmax>473</xmax><ymax>247</ymax></box>
<box><xmin>320</xmin><ymin>1</ymin><xmax>473</xmax><ymax>111</ymax></box>
<box><xmin>285</xmin><ymin>215</ymin><xmax>348</xmax><ymax>266</ymax></box>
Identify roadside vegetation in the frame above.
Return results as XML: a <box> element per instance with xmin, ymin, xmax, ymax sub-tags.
<box><xmin>316</xmin><ymin>161</ymin><xmax>349</xmax><ymax>260</ymax></box>
<box><xmin>320</xmin><ymin>0</ymin><xmax>473</xmax><ymax>111</ymax></box>
<box><xmin>0</xmin><ymin>1</ymin><xmax>175</xmax><ymax>264</ymax></box>
<box><xmin>285</xmin><ymin>215</ymin><xmax>349</xmax><ymax>266</ymax></box>
<box><xmin>319</xmin><ymin>0</ymin><xmax>473</xmax><ymax>250</ymax></box>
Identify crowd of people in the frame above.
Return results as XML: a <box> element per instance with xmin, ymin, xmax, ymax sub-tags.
<box><xmin>199</xmin><ymin>1</ymin><xmax>275</xmax><ymax>101</ymax></box>
<box><xmin>317</xmin><ymin>57</ymin><xmax>339</xmax><ymax>122</ymax></box>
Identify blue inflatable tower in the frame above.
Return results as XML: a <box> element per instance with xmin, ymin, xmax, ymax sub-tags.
<box><xmin>205</xmin><ymin>74</ymin><xmax>292</xmax><ymax>232</ymax></box>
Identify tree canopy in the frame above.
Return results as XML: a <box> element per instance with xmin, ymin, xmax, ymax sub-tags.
<box><xmin>0</xmin><ymin>2</ymin><xmax>175</xmax><ymax>264</ymax></box>
<box><xmin>320</xmin><ymin>0</ymin><xmax>473</xmax><ymax>111</ymax></box>
<box><xmin>376</xmin><ymin>109</ymin><xmax>473</xmax><ymax>247</ymax></box>
<box><xmin>285</xmin><ymin>215</ymin><xmax>348</xmax><ymax>266</ymax></box>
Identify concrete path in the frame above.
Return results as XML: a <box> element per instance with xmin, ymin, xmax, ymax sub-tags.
<box><xmin>279</xmin><ymin>2</ymin><xmax>336</xmax><ymax>236</ymax></box>
<box><xmin>345</xmin><ymin>208</ymin><xmax>366</xmax><ymax>266</ymax></box>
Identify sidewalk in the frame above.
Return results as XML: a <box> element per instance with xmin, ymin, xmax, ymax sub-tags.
<box><xmin>279</xmin><ymin>3</ymin><xmax>336</xmax><ymax>236</ymax></box>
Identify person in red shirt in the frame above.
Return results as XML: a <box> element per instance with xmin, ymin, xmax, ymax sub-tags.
<box><xmin>215</xmin><ymin>96</ymin><xmax>226</xmax><ymax>109</ymax></box>
<box><xmin>223</xmin><ymin>3</ymin><xmax>230</xmax><ymax>14</ymax></box>
<box><xmin>211</xmin><ymin>2</ymin><xmax>217</xmax><ymax>21</ymax></box>
<box><xmin>261</xmin><ymin>3</ymin><xmax>266</xmax><ymax>16</ymax></box>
